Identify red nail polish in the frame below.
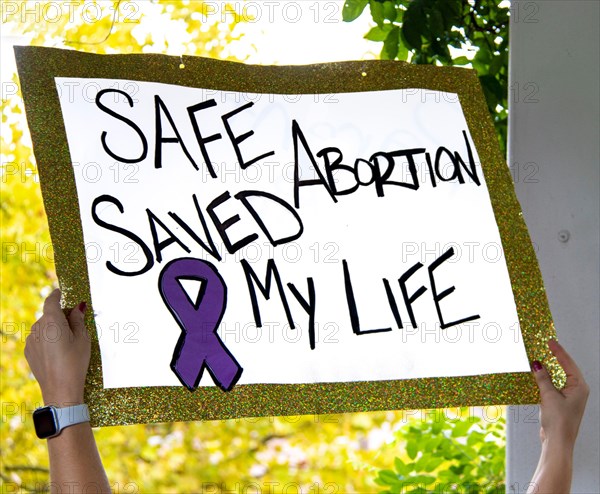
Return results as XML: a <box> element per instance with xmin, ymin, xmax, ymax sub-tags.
<box><xmin>77</xmin><ymin>302</ymin><xmax>87</xmax><ymax>314</ymax></box>
<box><xmin>531</xmin><ymin>360</ymin><xmax>543</xmax><ymax>372</ymax></box>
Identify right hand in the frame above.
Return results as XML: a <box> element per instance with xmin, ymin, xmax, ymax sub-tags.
<box><xmin>531</xmin><ymin>339</ymin><xmax>589</xmax><ymax>449</ymax></box>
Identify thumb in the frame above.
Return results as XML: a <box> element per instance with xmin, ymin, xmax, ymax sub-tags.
<box><xmin>68</xmin><ymin>302</ymin><xmax>89</xmax><ymax>339</ymax></box>
<box><xmin>531</xmin><ymin>360</ymin><xmax>558</xmax><ymax>398</ymax></box>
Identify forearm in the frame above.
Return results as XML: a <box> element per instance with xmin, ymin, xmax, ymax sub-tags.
<box><xmin>27</xmin><ymin>293</ymin><xmax>110</xmax><ymax>494</ymax></box>
<box><xmin>42</xmin><ymin>389</ymin><xmax>110</xmax><ymax>493</ymax></box>
<box><xmin>527</xmin><ymin>441</ymin><xmax>574</xmax><ymax>494</ymax></box>
<box><xmin>47</xmin><ymin>422</ymin><xmax>111</xmax><ymax>493</ymax></box>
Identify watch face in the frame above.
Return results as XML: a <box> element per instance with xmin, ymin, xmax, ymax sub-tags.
<box><xmin>33</xmin><ymin>407</ymin><xmax>58</xmax><ymax>438</ymax></box>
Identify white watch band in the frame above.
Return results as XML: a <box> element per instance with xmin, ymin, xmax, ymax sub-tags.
<box><xmin>55</xmin><ymin>404</ymin><xmax>90</xmax><ymax>431</ymax></box>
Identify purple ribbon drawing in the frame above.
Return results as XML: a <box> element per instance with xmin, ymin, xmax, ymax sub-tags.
<box><xmin>159</xmin><ymin>258</ymin><xmax>242</xmax><ymax>392</ymax></box>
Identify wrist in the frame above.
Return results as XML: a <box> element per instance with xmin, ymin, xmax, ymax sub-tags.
<box><xmin>42</xmin><ymin>391</ymin><xmax>85</xmax><ymax>408</ymax></box>
<box><xmin>540</xmin><ymin>437</ymin><xmax>575</xmax><ymax>464</ymax></box>
<box><xmin>34</xmin><ymin>403</ymin><xmax>90</xmax><ymax>440</ymax></box>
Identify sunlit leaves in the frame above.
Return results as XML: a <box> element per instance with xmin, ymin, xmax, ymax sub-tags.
<box><xmin>374</xmin><ymin>409</ymin><xmax>506</xmax><ymax>493</ymax></box>
<box><xmin>345</xmin><ymin>0</ymin><xmax>510</xmax><ymax>154</ymax></box>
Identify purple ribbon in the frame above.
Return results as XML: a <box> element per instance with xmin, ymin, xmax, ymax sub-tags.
<box><xmin>159</xmin><ymin>258</ymin><xmax>242</xmax><ymax>391</ymax></box>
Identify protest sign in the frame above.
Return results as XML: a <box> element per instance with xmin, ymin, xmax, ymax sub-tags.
<box><xmin>15</xmin><ymin>46</ymin><xmax>559</xmax><ymax>426</ymax></box>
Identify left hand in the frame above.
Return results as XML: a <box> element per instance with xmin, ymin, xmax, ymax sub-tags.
<box><xmin>25</xmin><ymin>288</ymin><xmax>91</xmax><ymax>406</ymax></box>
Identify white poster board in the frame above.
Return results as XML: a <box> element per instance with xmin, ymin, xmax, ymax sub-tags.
<box><xmin>55</xmin><ymin>77</ymin><xmax>530</xmax><ymax>392</ymax></box>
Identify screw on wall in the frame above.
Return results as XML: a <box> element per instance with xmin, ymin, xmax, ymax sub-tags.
<box><xmin>558</xmin><ymin>230</ymin><xmax>570</xmax><ymax>243</ymax></box>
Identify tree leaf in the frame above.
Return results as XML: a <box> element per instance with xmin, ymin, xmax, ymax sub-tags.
<box><xmin>365</xmin><ymin>25</ymin><xmax>392</xmax><ymax>41</ymax></box>
<box><xmin>402</xmin><ymin>0</ymin><xmax>425</xmax><ymax>50</ymax></box>
<box><xmin>380</xmin><ymin>44</ymin><xmax>391</xmax><ymax>60</ymax></box>
<box><xmin>342</xmin><ymin>0</ymin><xmax>370</xmax><ymax>22</ymax></box>
<box><xmin>378</xmin><ymin>469</ymin><xmax>400</xmax><ymax>485</ymax></box>
<box><xmin>451</xmin><ymin>420</ymin><xmax>473</xmax><ymax>437</ymax></box>
<box><xmin>429</xmin><ymin>8</ymin><xmax>445</xmax><ymax>38</ymax></box>
<box><xmin>431</xmin><ymin>419</ymin><xmax>444</xmax><ymax>435</ymax></box>
<box><xmin>452</xmin><ymin>56</ymin><xmax>470</xmax><ymax>65</ymax></box>
<box><xmin>370</xmin><ymin>0</ymin><xmax>384</xmax><ymax>25</ymax></box>
<box><xmin>438</xmin><ymin>0</ymin><xmax>461</xmax><ymax>27</ymax></box>
<box><xmin>424</xmin><ymin>456</ymin><xmax>445</xmax><ymax>472</ymax></box>
<box><xmin>450</xmin><ymin>463</ymin><xmax>466</xmax><ymax>475</ymax></box>
<box><xmin>410</xmin><ymin>474</ymin><xmax>436</xmax><ymax>486</ymax></box>
<box><xmin>397</xmin><ymin>40</ymin><xmax>409</xmax><ymax>62</ymax></box>
<box><xmin>394</xmin><ymin>457</ymin><xmax>408</xmax><ymax>475</ymax></box>
<box><xmin>406</xmin><ymin>439</ymin><xmax>419</xmax><ymax>460</ymax></box>
<box><xmin>479</xmin><ymin>74</ymin><xmax>504</xmax><ymax>111</ymax></box>
<box><xmin>425</xmin><ymin>435</ymin><xmax>443</xmax><ymax>452</ymax></box>
<box><xmin>432</xmin><ymin>39</ymin><xmax>452</xmax><ymax>64</ymax></box>
<box><xmin>466</xmin><ymin>430</ymin><xmax>484</xmax><ymax>446</ymax></box>
<box><xmin>384</xmin><ymin>26</ymin><xmax>400</xmax><ymax>59</ymax></box>
<box><xmin>383</xmin><ymin>1</ymin><xmax>397</xmax><ymax>21</ymax></box>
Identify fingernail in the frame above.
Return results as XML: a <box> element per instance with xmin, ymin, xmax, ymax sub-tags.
<box><xmin>77</xmin><ymin>302</ymin><xmax>87</xmax><ymax>314</ymax></box>
<box><xmin>531</xmin><ymin>360</ymin><xmax>543</xmax><ymax>372</ymax></box>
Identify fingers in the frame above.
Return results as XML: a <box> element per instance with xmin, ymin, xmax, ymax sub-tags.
<box><xmin>548</xmin><ymin>339</ymin><xmax>583</xmax><ymax>379</ymax></box>
<box><xmin>68</xmin><ymin>302</ymin><xmax>88</xmax><ymax>338</ymax></box>
<box><xmin>43</xmin><ymin>288</ymin><xmax>62</xmax><ymax>314</ymax></box>
<box><xmin>547</xmin><ymin>339</ymin><xmax>588</xmax><ymax>398</ymax></box>
<box><xmin>531</xmin><ymin>361</ymin><xmax>559</xmax><ymax>398</ymax></box>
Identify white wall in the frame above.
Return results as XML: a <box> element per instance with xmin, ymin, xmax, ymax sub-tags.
<box><xmin>507</xmin><ymin>1</ymin><xmax>599</xmax><ymax>492</ymax></box>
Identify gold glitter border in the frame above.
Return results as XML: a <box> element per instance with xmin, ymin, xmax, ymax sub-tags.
<box><xmin>15</xmin><ymin>46</ymin><xmax>561</xmax><ymax>427</ymax></box>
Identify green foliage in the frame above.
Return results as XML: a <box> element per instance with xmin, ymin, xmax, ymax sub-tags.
<box><xmin>373</xmin><ymin>409</ymin><xmax>505</xmax><ymax>493</ymax></box>
<box><xmin>343</xmin><ymin>0</ymin><xmax>510</xmax><ymax>155</ymax></box>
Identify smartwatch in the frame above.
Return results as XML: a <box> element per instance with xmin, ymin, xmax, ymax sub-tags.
<box><xmin>33</xmin><ymin>404</ymin><xmax>90</xmax><ymax>439</ymax></box>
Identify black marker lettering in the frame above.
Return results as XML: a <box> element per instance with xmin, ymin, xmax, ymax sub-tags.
<box><xmin>206</xmin><ymin>191</ymin><xmax>257</xmax><ymax>254</ymax></box>
<box><xmin>154</xmin><ymin>95</ymin><xmax>199</xmax><ymax>170</ymax></box>
<box><xmin>187</xmin><ymin>99</ymin><xmax>221</xmax><ymax>178</ymax></box>
<box><xmin>316</xmin><ymin>147</ymin><xmax>359</xmax><ymax>196</ymax></box>
<box><xmin>353</xmin><ymin>158</ymin><xmax>376</xmax><ymax>187</ymax></box>
<box><xmin>95</xmin><ymin>89</ymin><xmax>148</xmax><ymax>163</ymax></box>
<box><xmin>428</xmin><ymin>247</ymin><xmax>481</xmax><ymax>329</ymax></box>
<box><xmin>91</xmin><ymin>194</ymin><xmax>153</xmax><ymax>276</ymax></box>
<box><xmin>371</xmin><ymin>149</ymin><xmax>425</xmax><ymax>197</ymax></box>
<box><xmin>435</xmin><ymin>146</ymin><xmax>464</xmax><ymax>183</ymax></box>
<box><xmin>292</xmin><ymin>119</ymin><xmax>336</xmax><ymax>208</ymax></box>
<box><xmin>168</xmin><ymin>194</ymin><xmax>222</xmax><ymax>262</ymax></box>
<box><xmin>456</xmin><ymin>131</ymin><xmax>481</xmax><ymax>186</ymax></box>
<box><xmin>383</xmin><ymin>278</ymin><xmax>403</xmax><ymax>329</ymax></box>
<box><xmin>146</xmin><ymin>208</ymin><xmax>191</xmax><ymax>262</ymax></box>
<box><xmin>287</xmin><ymin>278</ymin><xmax>316</xmax><ymax>350</ymax></box>
<box><xmin>235</xmin><ymin>190</ymin><xmax>303</xmax><ymax>246</ymax></box>
<box><xmin>425</xmin><ymin>152</ymin><xmax>437</xmax><ymax>188</ymax></box>
<box><xmin>241</xmin><ymin>258</ymin><xmax>294</xmax><ymax>329</ymax></box>
<box><xmin>398</xmin><ymin>262</ymin><xmax>427</xmax><ymax>328</ymax></box>
<box><xmin>221</xmin><ymin>101</ymin><xmax>275</xmax><ymax>169</ymax></box>
<box><xmin>343</xmin><ymin>260</ymin><xmax>392</xmax><ymax>335</ymax></box>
